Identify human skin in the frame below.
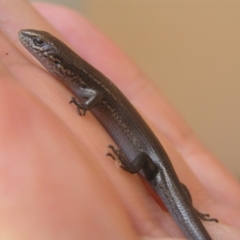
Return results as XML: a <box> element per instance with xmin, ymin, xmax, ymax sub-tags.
<box><xmin>0</xmin><ymin>0</ymin><xmax>239</xmax><ymax>239</ymax></box>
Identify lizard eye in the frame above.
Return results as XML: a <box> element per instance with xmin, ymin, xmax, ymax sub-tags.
<box><xmin>54</xmin><ymin>60</ymin><xmax>60</xmax><ymax>66</ymax></box>
<box><xmin>33</xmin><ymin>37</ymin><xmax>45</xmax><ymax>47</ymax></box>
<box><xmin>54</xmin><ymin>59</ymin><xmax>61</xmax><ymax>68</ymax></box>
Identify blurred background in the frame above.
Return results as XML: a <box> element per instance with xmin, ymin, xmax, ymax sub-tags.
<box><xmin>31</xmin><ymin>0</ymin><xmax>240</xmax><ymax>177</ymax></box>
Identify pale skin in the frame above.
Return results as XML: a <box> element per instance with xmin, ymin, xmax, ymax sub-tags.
<box><xmin>0</xmin><ymin>1</ymin><xmax>239</xmax><ymax>239</ymax></box>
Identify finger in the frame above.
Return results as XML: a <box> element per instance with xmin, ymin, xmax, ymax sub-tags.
<box><xmin>30</xmin><ymin>4</ymin><xmax>240</xmax><ymax>238</ymax></box>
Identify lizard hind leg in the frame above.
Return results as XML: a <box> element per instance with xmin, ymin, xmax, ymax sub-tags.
<box><xmin>181</xmin><ymin>183</ymin><xmax>218</xmax><ymax>223</ymax></box>
<box><xmin>106</xmin><ymin>145</ymin><xmax>142</xmax><ymax>173</ymax></box>
<box><xmin>107</xmin><ymin>145</ymin><xmax>158</xmax><ymax>180</ymax></box>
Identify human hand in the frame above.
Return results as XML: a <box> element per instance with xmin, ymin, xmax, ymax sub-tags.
<box><xmin>0</xmin><ymin>1</ymin><xmax>239</xmax><ymax>239</ymax></box>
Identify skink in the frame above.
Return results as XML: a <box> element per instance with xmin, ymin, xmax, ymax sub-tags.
<box><xmin>18</xmin><ymin>29</ymin><xmax>217</xmax><ymax>240</ymax></box>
